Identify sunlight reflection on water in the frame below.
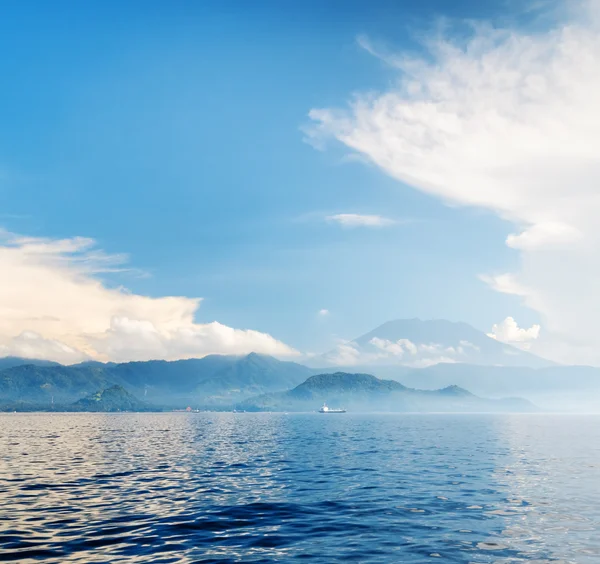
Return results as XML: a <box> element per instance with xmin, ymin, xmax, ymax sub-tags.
<box><xmin>1</xmin><ymin>413</ymin><xmax>599</xmax><ymax>562</ymax></box>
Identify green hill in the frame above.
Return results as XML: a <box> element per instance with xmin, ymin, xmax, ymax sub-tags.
<box><xmin>72</xmin><ymin>385</ymin><xmax>150</xmax><ymax>412</ymax></box>
<box><xmin>240</xmin><ymin>372</ymin><xmax>536</xmax><ymax>413</ymax></box>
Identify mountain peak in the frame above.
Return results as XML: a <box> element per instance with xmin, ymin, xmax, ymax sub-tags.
<box><xmin>438</xmin><ymin>385</ymin><xmax>474</xmax><ymax>397</ymax></box>
<box><xmin>296</xmin><ymin>372</ymin><xmax>406</xmax><ymax>394</ymax></box>
<box><xmin>244</xmin><ymin>352</ymin><xmax>269</xmax><ymax>361</ymax></box>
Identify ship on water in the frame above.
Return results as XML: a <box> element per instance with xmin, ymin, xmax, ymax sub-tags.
<box><xmin>318</xmin><ymin>402</ymin><xmax>346</xmax><ymax>414</ymax></box>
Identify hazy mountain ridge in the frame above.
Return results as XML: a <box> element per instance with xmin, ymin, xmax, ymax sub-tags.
<box><xmin>239</xmin><ymin>372</ymin><xmax>536</xmax><ymax>413</ymax></box>
<box><xmin>0</xmin><ymin>353</ymin><xmax>316</xmax><ymax>408</ymax></box>
<box><xmin>0</xmin><ymin>357</ymin><xmax>61</xmax><ymax>371</ymax></box>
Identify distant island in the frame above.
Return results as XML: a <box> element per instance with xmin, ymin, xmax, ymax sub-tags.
<box><xmin>238</xmin><ymin>372</ymin><xmax>536</xmax><ymax>413</ymax></box>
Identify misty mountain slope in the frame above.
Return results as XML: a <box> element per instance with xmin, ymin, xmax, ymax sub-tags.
<box><xmin>319</xmin><ymin>319</ymin><xmax>554</xmax><ymax>369</ymax></box>
<box><xmin>104</xmin><ymin>355</ymin><xmax>237</xmax><ymax>393</ymax></box>
<box><xmin>194</xmin><ymin>353</ymin><xmax>313</xmax><ymax>396</ymax></box>
<box><xmin>0</xmin><ymin>353</ymin><xmax>317</xmax><ymax>408</ymax></box>
<box><xmin>0</xmin><ymin>364</ymin><xmax>120</xmax><ymax>404</ymax></box>
<box><xmin>240</xmin><ymin>372</ymin><xmax>536</xmax><ymax>413</ymax></box>
<box><xmin>377</xmin><ymin>363</ymin><xmax>600</xmax><ymax>409</ymax></box>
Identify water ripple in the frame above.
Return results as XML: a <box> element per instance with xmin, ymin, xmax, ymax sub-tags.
<box><xmin>1</xmin><ymin>413</ymin><xmax>600</xmax><ymax>562</ymax></box>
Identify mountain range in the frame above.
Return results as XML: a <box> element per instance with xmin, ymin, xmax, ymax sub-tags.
<box><xmin>0</xmin><ymin>352</ymin><xmax>314</xmax><ymax>409</ymax></box>
<box><xmin>1</xmin><ymin>319</ymin><xmax>600</xmax><ymax>411</ymax></box>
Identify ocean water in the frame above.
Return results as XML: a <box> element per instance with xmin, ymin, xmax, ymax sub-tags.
<box><xmin>1</xmin><ymin>413</ymin><xmax>599</xmax><ymax>563</ymax></box>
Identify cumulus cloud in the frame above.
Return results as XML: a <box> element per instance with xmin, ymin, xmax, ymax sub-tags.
<box><xmin>370</xmin><ymin>337</ymin><xmax>417</xmax><ymax>357</ymax></box>
<box><xmin>323</xmin><ymin>336</ymin><xmax>471</xmax><ymax>367</ymax></box>
<box><xmin>371</xmin><ymin>337</ymin><xmax>466</xmax><ymax>360</ymax></box>
<box><xmin>488</xmin><ymin>317</ymin><xmax>541</xmax><ymax>350</ymax></box>
<box><xmin>318</xmin><ymin>309</ymin><xmax>330</xmax><ymax>316</ymax></box>
<box><xmin>326</xmin><ymin>213</ymin><xmax>395</xmax><ymax>227</ymax></box>
<box><xmin>89</xmin><ymin>316</ymin><xmax>297</xmax><ymax>363</ymax></box>
<box><xmin>0</xmin><ymin>331</ymin><xmax>88</xmax><ymax>365</ymax></box>
<box><xmin>0</xmin><ymin>231</ymin><xmax>298</xmax><ymax>363</ymax></box>
<box><xmin>309</xmin><ymin>0</ymin><xmax>600</xmax><ymax>364</ymax></box>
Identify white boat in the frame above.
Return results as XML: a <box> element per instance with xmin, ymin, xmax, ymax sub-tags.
<box><xmin>319</xmin><ymin>402</ymin><xmax>346</xmax><ymax>414</ymax></box>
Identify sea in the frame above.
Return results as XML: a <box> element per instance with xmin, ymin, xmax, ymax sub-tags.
<box><xmin>1</xmin><ymin>412</ymin><xmax>599</xmax><ymax>563</ymax></box>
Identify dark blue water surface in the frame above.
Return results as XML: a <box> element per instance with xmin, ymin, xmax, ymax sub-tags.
<box><xmin>1</xmin><ymin>413</ymin><xmax>600</xmax><ymax>563</ymax></box>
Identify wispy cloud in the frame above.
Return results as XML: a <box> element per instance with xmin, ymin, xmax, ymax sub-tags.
<box><xmin>318</xmin><ymin>309</ymin><xmax>330</xmax><ymax>316</ymax></box>
<box><xmin>309</xmin><ymin>0</ymin><xmax>600</xmax><ymax>364</ymax></box>
<box><xmin>326</xmin><ymin>213</ymin><xmax>395</xmax><ymax>228</ymax></box>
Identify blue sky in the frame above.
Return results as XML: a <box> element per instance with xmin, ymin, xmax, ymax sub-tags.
<box><xmin>2</xmin><ymin>0</ymin><xmax>585</xmax><ymax>362</ymax></box>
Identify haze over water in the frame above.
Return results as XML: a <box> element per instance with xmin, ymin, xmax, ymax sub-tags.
<box><xmin>2</xmin><ymin>413</ymin><xmax>599</xmax><ymax>563</ymax></box>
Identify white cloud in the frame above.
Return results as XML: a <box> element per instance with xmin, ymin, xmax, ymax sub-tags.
<box><xmin>400</xmin><ymin>339</ymin><xmax>418</xmax><ymax>355</ymax></box>
<box><xmin>309</xmin><ymin>0</ymin><xmax>600</xmax><ymax>364</ymax></box>
<box><xmin>322</xmin><ymin>341</ymin><xmax>363</xmax><ymax>366</ymax></box>
<box><xmin>505</xmin><ymin>222</ymin><xmax>583</xmax><ymax>250</ymax></box>
<box><xmin>0</xmin><ymin>331</ymin><xmax>88</xmax><ymax>365</ymax></box>
<box><xmin>0</xmin><ymin>231</ymin><xmax>298</xmax><ymax>364</ymax></box>
<box><xmin>90</xmin><ymin>316</ymin><xmax>297</xmax><ymax>363</ymax></box>
<box><xmin>370</xmin><ymin>337</ymin><xmax>418</xmax><ymax>357</ymax></box>
<box><xmin>326</xmin><ymin>213</ymin><xmax>395</xmax><ymax>227</ymax></box>
<box><xmin>478</xmin><ymin>274</ymin><xmax>531</xmax><ymax>298</ymax></box>
<box><xmin>371</xmin><ymin>337</ymin><xmax>472</xmax><ymax>359</ymax></box>
<box><xmin>318</xmin><ymin>309</ymin><xmax>330</xmax><ymax>316</ymax></box>
<box><xmin>488</xmin><ymin>317</ymin><xmax>541</xmax><ymax>350</ymax></box>
<box><xmin>323</xmin><ymin>337</ymin><xmax>467</xmax><ymax>367</ymax></box>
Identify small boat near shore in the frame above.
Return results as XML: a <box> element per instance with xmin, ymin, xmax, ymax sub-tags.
<box><xmin>318</xmin><ymin>402</ymin><xmax>346</xmax><ymax>414</ymax></box>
